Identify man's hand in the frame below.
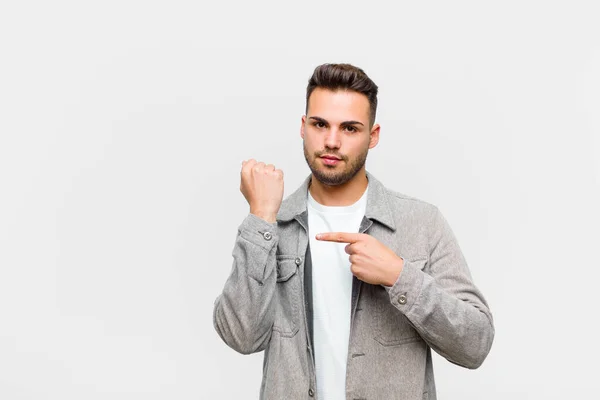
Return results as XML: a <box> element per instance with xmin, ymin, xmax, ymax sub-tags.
<box><xmin>316</xmin><ymin>232</ymin><xmax>404</xmax><ymax>287</ymax></box>
<box><xmin>240</xmin><ymin>159</ymin><xmax>284</xmax><ymax>224</ymax></box>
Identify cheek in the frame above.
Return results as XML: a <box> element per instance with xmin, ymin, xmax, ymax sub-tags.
<box><xmin>303</xmin><ymin>135</ymin><xmax>319</xmax><ymax>151</ymax></box>
<box><xmin>347</xmin><ymin>140</ymin><xmax>366</xmax><ymax>155</ymax></box>
<box><xmin>303</xmin><ymin>140</ymin><xmax>317</xmax><ymax>158</ymax></box>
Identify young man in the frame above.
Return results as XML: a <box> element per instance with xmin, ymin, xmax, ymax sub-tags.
<box><xmin>213</xmin><ymin>63</ymin><xmax>494</xmax><ymax>399</ymax></box>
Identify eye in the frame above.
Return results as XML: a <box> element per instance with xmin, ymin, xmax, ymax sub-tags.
<box><xmin>313</xmin><ymin>121</ymin><xmax>326</xmax><ymax>128</ymax></box>
<box><xmin>344</xmin><ymin>125</ymin><xmax>357</xmax><ymax>133</ymax></box>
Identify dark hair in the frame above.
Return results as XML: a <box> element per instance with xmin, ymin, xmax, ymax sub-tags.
<box><xmin>306</xmin><ymin>63</ymin><xmax>379</xmax><ymax>127</ymax></box>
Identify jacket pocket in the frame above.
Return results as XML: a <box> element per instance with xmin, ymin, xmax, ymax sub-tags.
<box><xmin>374</xmin><ymin>257</ymin><xmax>428</xmax><ymax>346</ymax></box>
<box><xmin>272</xmin><ymin>255</ymin><xmax>301</xmax><ymax>337</ymax></box>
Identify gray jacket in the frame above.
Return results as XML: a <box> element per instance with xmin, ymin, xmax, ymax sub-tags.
<box><xmin>213</xmin><ymin>170</ymin><xmax>494</xmax><ymax>399</ymax></box>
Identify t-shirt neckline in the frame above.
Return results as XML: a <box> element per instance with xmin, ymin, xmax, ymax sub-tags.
<box><xmin>307</xmin><ymin>186</ymin><xmax>368</xmax><ymax>215</ymax></box>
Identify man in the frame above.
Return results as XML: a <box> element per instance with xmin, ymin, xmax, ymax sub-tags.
<box><xmin>213</xmin><ymin>63</ymin><xmax>494</xmax><ymax>399</ymax></box>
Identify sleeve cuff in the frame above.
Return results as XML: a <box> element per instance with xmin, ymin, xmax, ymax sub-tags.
<box><xmin>238</xmin><ymin>213</ymin><xmax>279</xmax><ymax>252</ymax></box>
<box><xmin>384</xmin><ymin>258</ymin><xmax>427</xmax><ymax>312</ymax></box>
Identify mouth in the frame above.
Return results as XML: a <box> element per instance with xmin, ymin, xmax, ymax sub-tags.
<box><xmin>320</xmin><ymin>155</ymin><xmax>341</xmax><ymax>166</ymax></box>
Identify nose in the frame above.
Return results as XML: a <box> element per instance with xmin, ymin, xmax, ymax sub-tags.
<box><xmin>324</xmin><ymin>127</ymin><xmax>341</xmax><ymax>149</ymax></box>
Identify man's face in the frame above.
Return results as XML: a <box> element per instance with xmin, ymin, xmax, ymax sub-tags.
<box><xmin>301</xmin><ymin>88</ymin><xmax>380</xmax><ymax>186</ymax></box>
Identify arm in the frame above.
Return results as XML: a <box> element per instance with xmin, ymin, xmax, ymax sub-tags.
<box><xmin>213</xmin><ymin>159</ymin><xmax>284</xmax><ymax>354</ymax></box>
<box><xmin>212</xmin><ymin>213</ymin><xmax>279</xmax><ymax>355</ymax></box>
<box><xmin>385</xmin><ymin>206</ymin><xmax>495</xmax><ymax>369</ymax></box>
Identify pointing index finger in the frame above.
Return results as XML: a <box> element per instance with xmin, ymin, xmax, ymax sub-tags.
<box><xmin>316</xmin><ymin>232</ymin><xmax>362</xmax><ymax>243</ymax></box>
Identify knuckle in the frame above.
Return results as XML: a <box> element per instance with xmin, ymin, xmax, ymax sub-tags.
<box><xmin>243</xmin><ymin>159</ymin><xmax>255</xmax><ymax>170</ymax></box>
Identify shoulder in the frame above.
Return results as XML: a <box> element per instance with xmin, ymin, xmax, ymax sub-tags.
<box><xmin>379</xmin><ymin>187</ymin><xmax>452</xmax><ymax>251</ymax></box>
<box><xmin>383</xmin><ymin>186</ymin><xmax>439</xmax><ymax>217</ymax></box>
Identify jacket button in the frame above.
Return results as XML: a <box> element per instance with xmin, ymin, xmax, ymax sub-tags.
<box><xmin>308</xmin><ymin>388</ymin><xmax>314</xmax><ymax>397</ymax></box>
<box><xmin>263</xmin><ymin>232</ymin><xmax>272</xmax><ymax>240</ymax></box>
<box><xmin>397</xmin><ymin>294</ymin><xmax>407</xmax><ymax>305</ymax></box>
<box><xmin>295</xmin><ymin>257</ymin><xmax>302</xmax><ymax>265</ymax></box>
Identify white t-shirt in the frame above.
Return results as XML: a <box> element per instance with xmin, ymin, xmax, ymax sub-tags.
<box><xmin>307</xmin><ymin>186</ymin><xmax>369</xmax><ymax>400</ymax></box>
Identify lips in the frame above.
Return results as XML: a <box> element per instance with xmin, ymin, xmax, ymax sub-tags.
<box><xmin>321</xmin><ymin>155</ymin><xmax>341</xmax><ymax>160</ymax></box>
<box><xmin>321</xmin><ymin>156</ymin><xmax>341</xmax><ymax>166</ymax></box>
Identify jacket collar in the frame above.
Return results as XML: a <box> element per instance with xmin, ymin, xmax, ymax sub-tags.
<box><xmin>276</xmin><ymin>170</ymin><xmax>396</xmax><ymax>232</ymax></box>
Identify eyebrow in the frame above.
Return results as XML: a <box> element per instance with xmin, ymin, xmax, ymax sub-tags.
<box><xmin>309</xmin><ymin>116</ymin><xmax>365</xmax><ymax>127</ymax></box>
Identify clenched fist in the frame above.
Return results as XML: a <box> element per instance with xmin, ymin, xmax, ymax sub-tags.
<box><xmin>240</xmin><ymin>159</ymin><xmax>284</xmax><ymax>224</ymax></box>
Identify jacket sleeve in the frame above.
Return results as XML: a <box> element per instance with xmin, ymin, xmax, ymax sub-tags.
<box><xmin>213</xmin><ymin>213</ymin><xmax>279</xmax><ymax>355</ymax></box>
<box><xmin>384</xmin><ymin>206</ymin><xmax>495</xmax><ymax>369</ymax></box>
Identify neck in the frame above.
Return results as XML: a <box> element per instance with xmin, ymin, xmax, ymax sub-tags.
<box><xmin>308</xmin><ymin>168</ymin><xmax>368</xmax><ymax>207</ymax></box>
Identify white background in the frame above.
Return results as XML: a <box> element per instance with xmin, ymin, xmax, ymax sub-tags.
<box><xmin>1</xmin><ymin>1</ymin><xmax>599</xmax><ymax>399</ymax></box>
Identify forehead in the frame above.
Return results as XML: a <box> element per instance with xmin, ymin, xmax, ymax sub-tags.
<box><xmin>307</xmin><ymin>88</ymin><xmax>370</xmax><ymax>123</ymax></box>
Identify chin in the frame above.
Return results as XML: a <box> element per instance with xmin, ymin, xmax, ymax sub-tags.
<box><xmin>311</xmin><ymin>168</ymin><xmax>350</xmax><ymax>186</ymax></box>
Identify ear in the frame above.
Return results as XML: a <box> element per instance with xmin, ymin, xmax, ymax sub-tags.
<box><xmin>368</xmin><ymin>123</ymin><xmax>380</xmax><ymax>149</ymax></box>
<box><xmin>300</xmin><ymin>115</ymin><xmax>306</xmax><ymax>139</ymax></box>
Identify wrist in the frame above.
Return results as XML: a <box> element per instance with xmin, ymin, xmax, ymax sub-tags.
<box><xmin>250</xmin><ymin>210</ymin><xmax>277</xmax><ymax>223</ymax></box>
<box><xmin>386</xmin><ymin>257</ymin><xmax>404</xmax><ymax>287</ymax></box>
